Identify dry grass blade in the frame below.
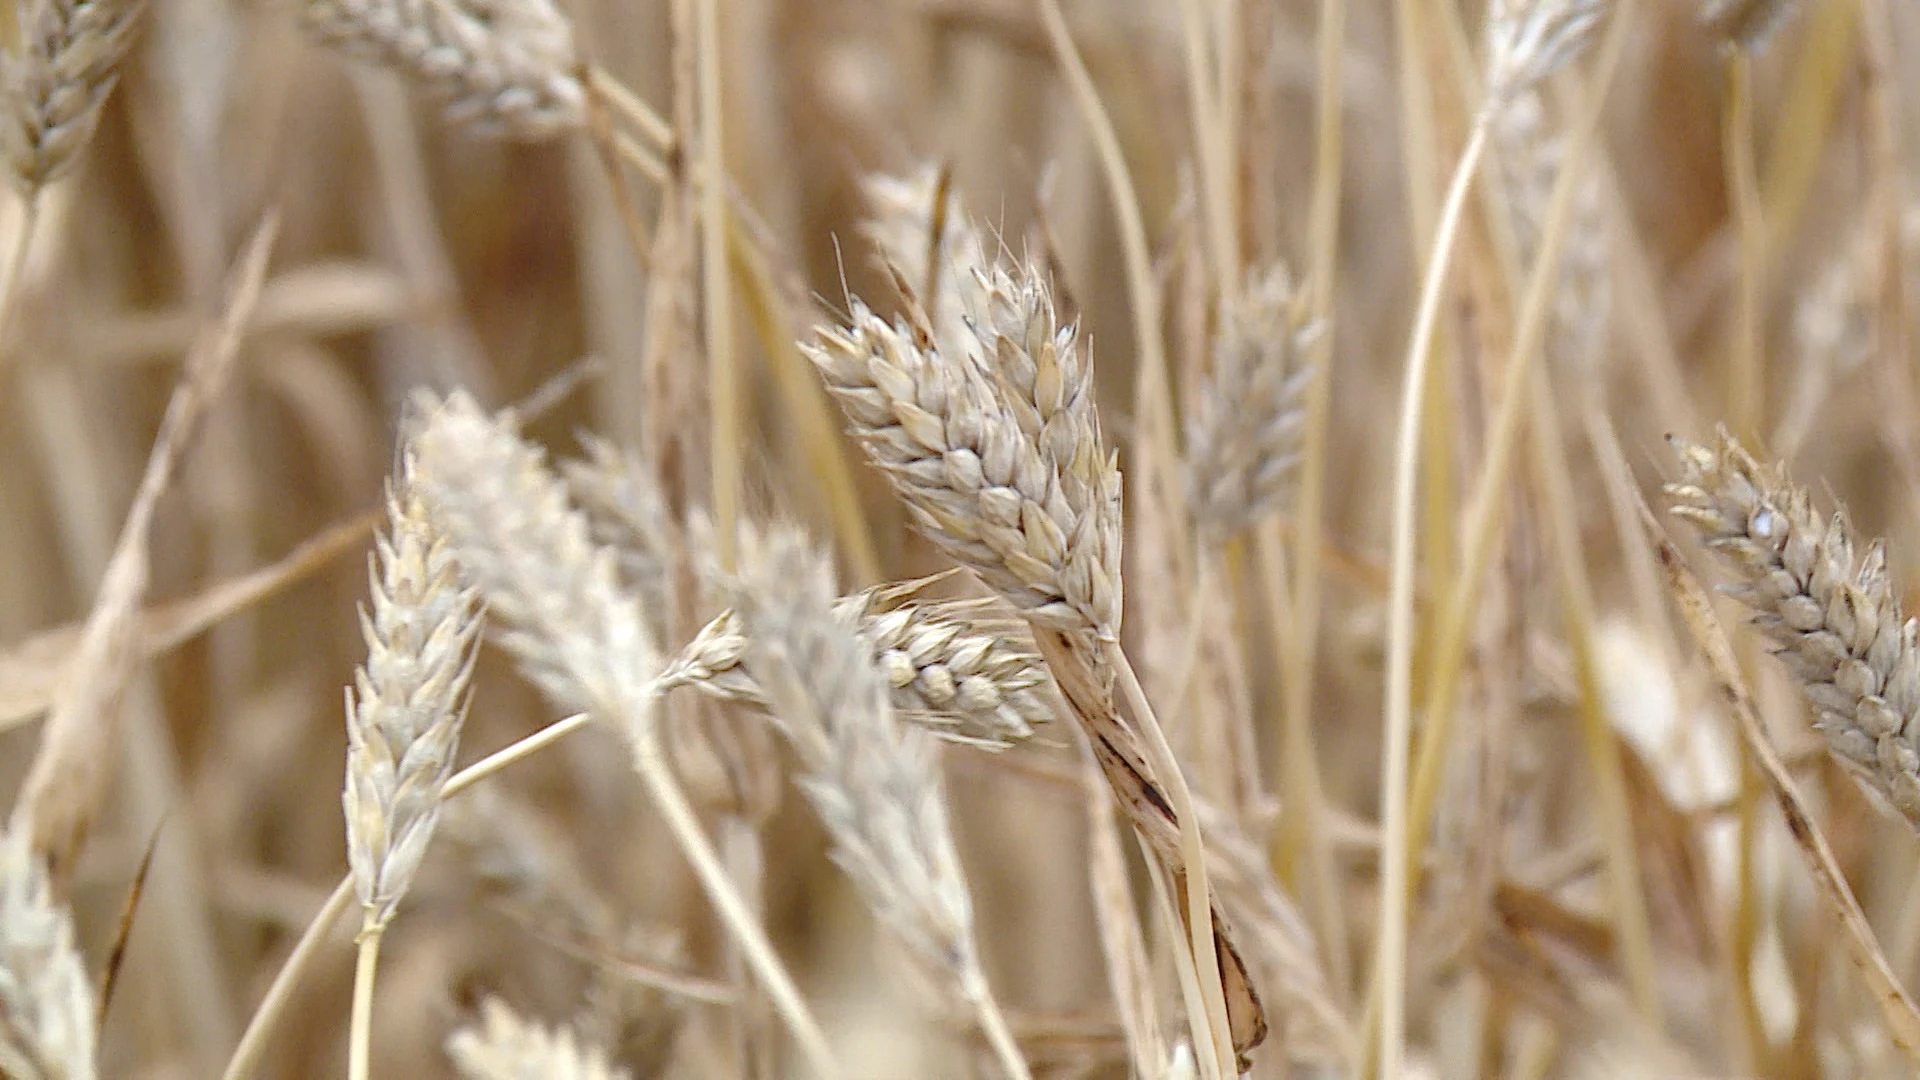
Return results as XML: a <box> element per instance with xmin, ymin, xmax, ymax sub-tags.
<box><xmin>0</xmin><ymin>829</ymin><xmax>95</xmax><ymax>1080</ymax></box>
<box><xmin>1649</xmin><ymin>501</ymin><xmax>1920</xmax><ymax>1065</ymax></box>
<box><xmin>342</xmin><ymin>469</ymin><xmax>484</xmax><ymax>933</ymax></box>
<box><xmin>302</xmin><ymin>0</ymin><xmax>584</xmax><ymax>138</ymax></box>
<box><xmin>0</xmin><ymin>0</ymin><xmax>144</xmax><ymax>193</ymax></box>
<box><xmin>1183</xmin><ymin>263</ymin><xmax>1316</xmax><ymax>537</ymax></box>
<box><xmin>8</xmin><ymin>212</ymin><xmax>278</xmax><ymax>885</ymax></box>
<box><xmin>447</xmin><ymin>998</ymin><xmax>629</xmax><ymax>1080</ymax></box>
<box><xmin>1667</xmin><ymin>428</ymin><xmax>1920</xmax><ymax>828</ymax></box>
<box><xmin>659</xmin><ymin>589</ymin><xmax>1054</xmax><ymax>749</ymax></box>
<box><xmin>0</xmin><ymin>512</ymin><xmax>376</xmax><ymax>732</ymax></box>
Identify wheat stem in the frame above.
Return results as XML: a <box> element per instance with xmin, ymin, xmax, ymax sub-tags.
<box><xmin>221</xmin><ymin>711</ymin><xmax>590</xmax><ymax>1080</ymax></box>
<box><xmin>1377</xmin><ymin>111</ymin><xmax>1488</xmax><ymax>1080</ymax></box>
<box><xmin>627</xmin><ymin>726</ymin><xmax>838</xmax><ymax>1078</ymax></box>
<box><xmin>969</xmin><ymin>977</ymin><xmax>1032</xmax><ymax>1080</ymax></box>
<box><xmin>346</xmin><ymin>928</ymin><xmax>382</xmax><ymax>1080</ymax></box>
<box><xmin>1035</xmin><ymin>0</ymin><xmax>1191</xmax><ymax>578</ymax></box>
<box><xmin>1104</xmin><ymin>639</ymin><xmax>1234</xmax><ymax>1080</ymax></box>
<box><xmin>587</xmin><ymin>63</ymin><xmax>674</xmax><ymax>152</ymax></box>
<box><xmin>696</xmin><ymin>0</ymin><xmax>737</xmax><ymax>569</ymax></box>
<box><xmin>0</xmin><ymin>196</ymin><xmax>37</xmax><ymax>335</ymax></box>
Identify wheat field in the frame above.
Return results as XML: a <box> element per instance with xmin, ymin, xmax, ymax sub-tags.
<box><xmin>0</xmin><ymin>0</ymin><xmax>1917</xmax><ymax>1077</ymax></box>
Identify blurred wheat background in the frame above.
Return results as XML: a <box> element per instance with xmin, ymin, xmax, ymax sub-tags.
<box><xmin>0</xmin><ymin>0</ymin><xmax>1918</xmax><ymax>1077</ymax></box>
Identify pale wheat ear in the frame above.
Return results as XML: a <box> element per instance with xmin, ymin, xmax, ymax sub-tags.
<box><xmin>1666</xmin><ymin>427</ymin><xmax>1920</xmax><ymax>828</ymax></box>
<box><xmin>0</xmin><ymin>828</ymin><xmax>96</xmax><ymax>1080</ymax></box>
<box><xmin>341</xmin><ymin>466</ymin><xmax>485</xmax><ymax>933</ymax></box>
<box><xmin>0</xmin><ymin>0</ymin><xmax>145</xmax><ymax>194</ymax></box>
<box><xmin>447</xmin><ymin>998</ymin><xmax>629</xmax><ymax>1080</ymax></box>
<box><xmin>301</xmin><ymin>0</ymin><xmax>584</xmax><ymax>138</ymax></box>
<box><xmin>722</xmin><ymin>522</ymin><xmax>1031</xmax><ymax>1080</ymax></box>
<box><xmin>658</xmin><ymin>588</ymin><xmax>1055</xmax><ymax>749</ymax></box>
<box><xmin>1184</xmin><ymin>262</ymin><xmax>1316</xmax><ymax>538</ymax></box>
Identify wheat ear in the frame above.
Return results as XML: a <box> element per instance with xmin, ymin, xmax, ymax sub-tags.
<box><xmin>0</xmin><ymin>0</ymin><xmax>144</xmax><ymax>194</ymax></box>
<box><xmin>404</xmin><ymin>389</ymin><xmax>841</xmax><ymax>1079</ymax></box>
<box><xmin>447</xmin><ymin>998</ymin><xmax>628</xmax><ymax>1080</ymax></box>
<box><xmin>805</xmin><ymin>256</ymin><xmax>1262</xmax><ymax>1067</ymax></box>
<box><xmin>1667</xmin><ymin>427</ymin><xmax>1920</xmax><ymax>828</ymax></box>
<box><xmin>659</xmin><ymin>590</ymin><xmax>1053</xmax><ymax>749</ymax></box>
<box><xmin>726</xmin><ymin>524</ymin><xmax>1030</xmax><ymax>1080</ymax></box>
<box><xmin>301</xmin><ymin>0</ymin><xmax>584</xmax><ymax>138</ymax></box>
<box><xmin>0</xmin><ymin>828</ymin><xmax>95</xmax><ymax>1080</ymax></box>
<box><xmin>1183</xmin><ymin>263</ymin><xmax>1317</xmax><ymax>537</ymax></box>
<box><xmin>340</xmin><ymin>461</ymin><xmax>485</xmax><ymax>1080</ymax></box>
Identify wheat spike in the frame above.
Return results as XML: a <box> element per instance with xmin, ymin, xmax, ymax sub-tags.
<box><xmin>1668</xmin><ymin>427</ymin><xmax>1920</xmax><ymax>828</ymax></box>
<box><xmin>0</xmin><ymin>829</ymin><xmax>95</xmax><ymax>1080</ymax></box>
<box><xmin>1484</xmin><ymin>0</ymin><xmax>1606</xmax><ymax>106</ymax></box>
<box><xmin>726</xmin><ymin>525</ymin><xmax>1005</xmax><ymax>1020</ymax></box>
<box><xmin>0</xmin><ymin>0</ymin><xmax>144</xmax><ymax>193</ymax></box>
<box><xmin>804</xmin><ymin>258</ymin><xmax>1122</xmax><ymax>637</ymax></box>
<box><xmin>1183</xmin><ymin>264</ymin><xmax>1316</xmax><ymax>536</ymax></box>
<box><xmin>405</xmin><ymin>389</ymin><xmax>659</xmax><ymax>717</ymax></box>
<box><xmin>342</xmin><ymin>466</ymin><xmax>484</xmax><ymax>932</ymax></box>
<box><xmin>302</xmin><ymin>0</ymin><xmax>583</xmax><ymax>138</ymax></box>
<box><xmin>658</xmin><ymin>588</ymin><xmax>1053</xmax><ymax>748</ymax></box>
<box><xmin>447</xmin><ymin>998</ymin><xmax>629</xmax><ymax>1080</ymax></box>
<box><xmin>859</xmin><ymin>165</ymin><xmax>988</xmax><ymax>361</ymax></box>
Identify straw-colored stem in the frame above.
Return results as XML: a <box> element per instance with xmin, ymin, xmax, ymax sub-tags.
<box><xmin>1523</xmin><ymin>371</ymin><xmax>1659</xmax><ymax>1017</ymax></box>
<box><xmin>696</xmin><ymin>0</ymin><xmax>737</xmax><ymax>570</ymax></box>
<box><xmin>1376</xmin><ymin>112</ymin><xmax>1488</xmax><ymax>1080</ymax></box>
<box><xmin>1036</xmin><ymin>0</ymin><xmax>1191</xmax><ymax>580</ymax></box>
<box><xmin>1177</xmin><ymin>0</ymin><xmax>1234</xmax><ymax>298</ymax></box>
<box><xmin>969</xmin><ymin>978</ymin><xmax>1033</xmax><ymax>1080</ymax></box>
<box><xmin>347</xmin><ymin>928</ymin><xmax>382</xmax><ymax>1080</ymax></box>
<box><xmin>587</xmin><ymin>63</ymin><xmax>676</xmax><ymax>153</ymax></box>
<box><xmin>1399</xmin><ymin>0</ymin><xmax>1635</xmax><ymax>888</ymax></box>
<box><xmin>221</xmin><ymin>713</ymin><xmax>593</xmax><ymax>1080</ymax></box>
<box><xmin>628</xmin><ymin>725</ymin><xmax>839</xmax><ymax>1078</ymax></box>
<box><xmin>1274</xmin><ymin>0</ymin><xmax>1351</xmax><ymax>1000</ymax></box>
<box><xmin>1725</xmin><ymin>52</ymin><xmax>1764</xmax><ymax>440</ymax></box>
<box><xmin>0</xmin><ymin>196</ymin><xmax>39</xmax><ymax>336</ymax></box>
<box><xmin>221</xmin><ymin>878</ymin><xmax>356</xmax><ymax>1080</ymax></box>
<box><xmin>1258</xmin><ymin>527</ymin><xmax>1348</xmax><ymax>994</ymax></box>
<box><xmin>1104</xmin><ymin>638</ymin><xmax>1234</xmax><ymax>1080</ymax></box>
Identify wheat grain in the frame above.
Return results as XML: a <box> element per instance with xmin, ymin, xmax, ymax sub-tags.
<box><xmin>1667</xmin><ymin>427</ymin><xmax>1920</xmax><ymax>828</ymax></box>
<box><xmin>0</xmin><ymin>0</ymin><xmax>144</xmax><ymax>193</ymax></box>
<box><xmin>0</xmin><ymin>829</ymin><xmax>94</xmax><ymax>1080</ymax></box>
<box><xmin>447</xmin><ymin>998</ymin><xmax>629</xmax><ymax>1080</ymax></box>
<box><xmin>343</xmin><ymin>468</ymin><xmax>484</xmax><ymax>932</ymax></box>
<box><xmin>302</xmin><ymin>0</ymin><xmax>583</xmax><ymax>138</ymax></box>
<box><xmin>1182</xmin><ymin>264</ymin><xmax>1316</xmax><ymax>536</ymax></box>
<box><xmin>658</xmin><ymin>588</ymin><xmax>1053</xmax><ymax>748</ymax></box>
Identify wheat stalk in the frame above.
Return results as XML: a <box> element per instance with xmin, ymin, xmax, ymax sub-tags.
<box><xmin>1667</xmin><ymin>427</ymin><xmax>1920</xmax><ymax>828</ymax></box>
<box><xmin>447</xmin><ymin>998</ymin><xmax>629</xmax><ymax>1080</ymax></box>
<box><xmin>301</xmin><ymin>0</ymin><xmax>584</xmax><ymax>138</ymax></box>
<box><xmin>658</xmin><ymin>588</ymin><xmax>1053</xmax><ymax>749</ymax></box>
<box><xmin>725</xmin><ymin>523</ymin><xmax>1030</xmax><ymax>1080</ymax></box>
<box><xmin>0</xmin><ymin>829</ymin><xmax>94</xmax><ymax>1080</ymax></box>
